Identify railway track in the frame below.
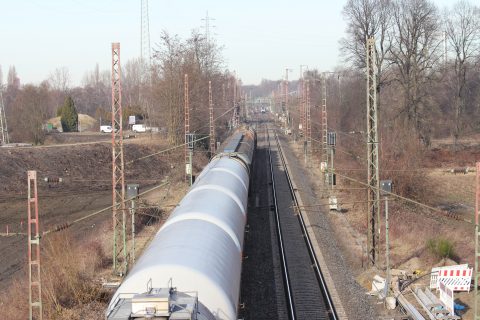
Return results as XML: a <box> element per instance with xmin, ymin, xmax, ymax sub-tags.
<box><xmin>266</xmin><ymin>124</ymin><xmax>337</xmax><ymax>320</ymax></box>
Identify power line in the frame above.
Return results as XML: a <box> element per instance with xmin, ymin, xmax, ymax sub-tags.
<box><xmin>42</xmin><ymin>182</ymin><xmax>170</xmax><ymax>236</ymax></box>
<box><xmin>127</xmin><ymin>135</ymin><xmax>210</xmax><ymax>165</ymax></box>
<box><xmin>329</xmin><ymin>169</ymin><xmax>472</xmax><ymax>224</ymax></box>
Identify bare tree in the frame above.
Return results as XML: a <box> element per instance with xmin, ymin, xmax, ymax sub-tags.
<box><xmin>152</xmin><ymin>30</ymin><xmax>227</xmax><ymax>144</ymax></box>
<box><xmin>340</xmin><ymin>0</ymin><xmax>393</xmax><ymax>90</ymax></box>
<box><xmin>388</xmin><ymin>0</ymin><xmax>442</xmax><ymax>144</ymax></box>
<box><xmin>7</xmin><ymin>66</ymin><xmax>20</xmax><ymax>90</ymax></box>
<box><xmin>49</xmin><ymin>67</ymin><xmax>71</xmax><ymax>93</ymax></box>
<box><xmin>153</xmin><ymin>32</ymin><xmax>186</xmax><ymax>144</ymax></box>
<box><xmin>123</xmin><ymin>58</ymin><xmax>143</xmax><ymax>109</ymax></box>
<box><xmin>9</xmin><ymin>84</ymin><xmax>50</xmax><ymax>144</ymax></box>
<box><xmin>444</xmin><ymin>0</ymin><xmax>480</xmax><ymax>147</ymax></box>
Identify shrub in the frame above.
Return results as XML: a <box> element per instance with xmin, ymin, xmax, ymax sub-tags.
<box><xmin>426</xmin><ymin>238</ymin><xmax>455</xmax><ymax>260</ymax></box>
<box><xmin>58</xmin><ymin>96</ymin><xmax>78</xmax><ymax>132</ymax></box>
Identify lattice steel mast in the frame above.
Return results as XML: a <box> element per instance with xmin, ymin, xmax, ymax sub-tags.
<box><xmin>184</xmin><ymin>74</ymin><xmax>193</xmax><ymax>185</ymax></box>
<box><xmin>321</xmin><ymin>74</ymin><xmax>328</xmax><ymax>174</ymax></box>
<box><xmin>306</xmin><ymin>80</ymin><xmax>312</xmax><ymax>163</ymax></box>
<box><xmin>474</xmin><ymin>162</ymin><xmax>480</xmax><ymax>319</ymax></box>
<box><xmin>209</xmin><ymin>80</ymin><xmax>215</xmax><ymax>156</ymax></box>
<box><xmin>284</xmin><ymin>68</ymin><xmax>289</xmax><ymax>127</ymax></box>
<box><xmin>111</xmin><ymin>43</ymin><xmax>127</xmax><ymax>275</ymax></box>
<box><xmin>140</xmin><ymin>0</ymin><xmax>151</xmax><ymax>64</ymax></box>
<box><xmin>366</xmin><ymin>37</ymin><xmax>380</xmax><ymax>266</ymax></box>
<box><xmin>140</xmin><ymin>0</ymin><xmax>152</xmax><ymax>130</ymax></box>
<box><xmin>28</xmin><ymin>171</ymin><xmax>42</xmax><ymax>320</ymax></box>
<box><xmin>232</xmin><ymin>75</ymin><xmax>239</xmax><ymax>128</ymax></box>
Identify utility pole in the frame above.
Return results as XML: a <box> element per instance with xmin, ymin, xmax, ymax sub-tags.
<box><xmin>111</xmin><ymin>43</ymin><xmax>127</xmax><ymax>275</ymax></box>
<box><xmin>127</xmin><ymin>184</ymin><xmax>139</xmax><ymax>265</ymax></box>
<box><xmin>184</xmin><ymin>74</ymin><xmax>191</xmax><ymax>183</ymax></box>
<box><xmin>209</xmin><ymin>81</ymin><xmax>215</xmax><ymax>157</ymax></box>
<box><xmin>366</xmin><ymin>37</ymin><xmax>380</xmax><ymax>266</ymax></box>
<box><xmin>299</xmin><ymin>65</ymin><xmax>308</xmax><ymax>137</ymax></box>
<box><xmin>232</xmin><ymin>74</ymin><xmax>239</xmax><ymax>128</ymax></box>
<box><xmin>475</xmin><ymin>161</ymin><xmax>480</xmax><ymax>319</ymax></box>
<box><xmin>327</xmin><ymin>131</ymin><xmax>336</xmax><ymax>189</ymax></box>
<box><xmin>27</xmin><ymin>171</ymin><xmax>42</xmax><ymax>320</ymax></box>
<box><xmin>381</xmin><ymin>180</ymin><xmax>393</xmax><ymax>296</ymax></box>
<box><xmin>284</xmin><ymin>68</ymin><xmax>291</xmax><ymax>128</ymax></box>
<box><xmin>0</xmin><ymin>87</ymin><xmax>9</xmax><ymax>145</ymax></box>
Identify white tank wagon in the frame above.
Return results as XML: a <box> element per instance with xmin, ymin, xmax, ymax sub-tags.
<box><xmin>106</xmin><ymin>128</ymin><xmax>256</xmax><ymax>320</ymax></box>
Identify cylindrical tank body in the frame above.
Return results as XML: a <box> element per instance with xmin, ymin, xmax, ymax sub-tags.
<box><xmin>107</xmin><ymin>129</ymin><xmax>255</xmax><ymax>320</ymax></box>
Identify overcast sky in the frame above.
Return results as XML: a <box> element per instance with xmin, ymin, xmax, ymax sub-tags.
<box><xmin>0</xmin><ymin>0</ymin><xmax>457</xmax><ymax>86</ymax></box>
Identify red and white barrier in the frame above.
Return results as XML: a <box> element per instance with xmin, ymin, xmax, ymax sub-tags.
<box><xmin>430</xmin><ymin>264</ymin><xmax>472</xmax><ymax>291</ymax></box>
<box><xmin>439</xmin><ymin>281</ymin><xmax>454</xmax><ymax>315</ymax></box>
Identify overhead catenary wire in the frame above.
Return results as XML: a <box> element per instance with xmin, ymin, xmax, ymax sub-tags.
<box><xmin>328</xmin><ymin>168</ymin><xmax>472</xmax><ymax>223</ymax></box>
<box><xmin>127</xmin><ymin>135</ymin><xmax>210</xmax><ymax>165</ymax></box>
<box><xmin>274</xmin><ymin>127</ymin><xmax>473</xmax><ymax>223</ymax></box>
<box><xmin>0</xmin><ymin>181</ymin><xmax>170</xmax><ymax>236</ymax></box>
<box><xmin>127</xmin><ymin>105</ymin><xmax>238</xmax><ymax>165</ymax></box>
<box><xmin>40</xmin><ymin>181</ymin><xmax>170</xmax><ymax>236</ymax></box>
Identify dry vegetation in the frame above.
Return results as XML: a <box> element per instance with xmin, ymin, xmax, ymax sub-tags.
<box><xmin>0</xmin><ymin>131</ymin><xmax>209</xmax><ymax>318</ymax></box>
<box><xmin>0</xmin><ymin>176</ymin><xmax>190</xmax><ymax>319</ymax></box>
<box><xmin>0</xmin><ymin>230</ymin><xmax>110</xmax><ymax>320</ymax></box>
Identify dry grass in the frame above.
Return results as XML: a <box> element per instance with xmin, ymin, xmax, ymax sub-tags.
<box><xmin>0</xmin><ymin>232</ymin><xmax>110</xmax><ymax>320</ymax></box>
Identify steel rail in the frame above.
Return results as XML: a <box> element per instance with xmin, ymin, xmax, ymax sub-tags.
<box><xmin>272</xmin><ymin>128</ymin><xmax>338</xmax><ymax>320</ymax></box>
<box><xmin>266</xmin><ymin>125</ymin><xmax>296</xmax><ymax>320</ymax></box>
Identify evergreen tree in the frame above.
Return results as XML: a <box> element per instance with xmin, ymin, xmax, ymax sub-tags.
<box><xmin>59</xmin><ymin>96</ymin><xmax>78</xmax><ymax>132</ymax></box>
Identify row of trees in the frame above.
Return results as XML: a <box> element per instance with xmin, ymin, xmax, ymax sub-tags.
<box><xmin>1</xmin><ymin>29</ymin><xmax>239</xmax><ymax>144</ymax></box>
<box><xmin>341</xmin><ymin>0</ymin><xmax>480</xmax><ymax>147</ymax></box>
<box><xmin>150</xmin><ymin>30</ymin><xmax>238</xmax><ymax>144</ymax></box>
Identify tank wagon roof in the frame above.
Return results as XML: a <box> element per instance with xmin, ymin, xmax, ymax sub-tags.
<box><xmin>223</xmin><ymin>132</ymin><xmax>244</xmax><ymax>153</ymax></box>
<box><xmin>106</xmin><ymin>127</ymin><xmax>255</xmax><ymax>320</ymax></box>
<box><xmin>215</xmin><ymin>127</ymin><xmax>256</xmax><ymax>172</ymax></box>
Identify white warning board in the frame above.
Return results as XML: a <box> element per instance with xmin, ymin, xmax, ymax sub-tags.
<box><xmin>320</xmin><ymin>162</ymin><xmax>327</xmax><ymax>173</ymax></box>
<box><xmin>439</xmin><ymin>281</ymin><xmax>454</xmax><ymax>316</ymax></box>
<box><xmin>430</xmin><ymin>264</ymin><xmax>472</xmax><ymax>292</ymax></box>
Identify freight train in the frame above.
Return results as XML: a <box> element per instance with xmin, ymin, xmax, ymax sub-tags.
<box><xmin>106</xmin><ymin>127</ymin><xmax>256</xmax><ymax>320</ymax></box>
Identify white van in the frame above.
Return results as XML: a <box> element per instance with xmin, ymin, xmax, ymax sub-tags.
<box><xmin>100</xmin><ymin>125</ymin><xmax>113</xmax><ymax>133</ymax></box>
<box><xmin>132</xmin><ymin>124</ymin><xmax>147</xmax><ymax>133</ymax></box>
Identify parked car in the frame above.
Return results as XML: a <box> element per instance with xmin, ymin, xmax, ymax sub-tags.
<box><xmin>100</xmin><ymin>125</ymin><xmax>113</xmax><ymax>133</ymax></box>
<box><xmin>132</xmin><ymin>124</ymin><xmax>148</xmax><ymax>133</ymax></box>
